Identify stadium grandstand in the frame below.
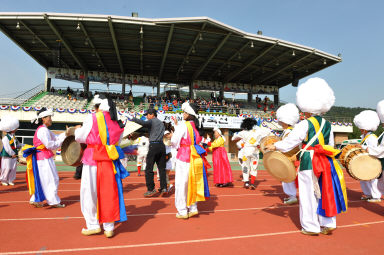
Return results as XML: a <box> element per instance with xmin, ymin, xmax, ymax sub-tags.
<box><xmin>0</xmin><ymin>12</ymin><xmax>352</xmax><ymax>153</ymax></box>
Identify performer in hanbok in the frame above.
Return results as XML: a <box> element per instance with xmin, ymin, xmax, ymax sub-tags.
<box><xmin>201</xmin><ymin>133</ymin><xmax>211</xmax><ymax>149</ymax></box>
<box><xmin>170</xmin><ymin>102</ymin><xmax>210</xmax><ymax>219</ymax></box>
<box><xmin>370</xmin><ymin>100</ymin><xmax>384</xmax><ymax>194</ymax></box>
<box><xmin>134</xmin><ymin>135</ymin><xmax>149</xmax><ymax>176</ymax></box>
<box><xmin>353</xmin><ymin>110</ymin><xmax>382</xmax><ymax>202</ymax></box>
<box><xmin>0</xmin><ymin>115</ymin><xmax>22</xmax><ymax>186</ymax></box>
<box><xmin>266</xmin><ymin>77</ymin><xmax>348</xmax><ymax>235</ymax></box>
<box><xmin>74</xmin><ymin>95</ymin><xmax>128</xmax><ymax>238</ymax></box>
<box><xmin>25</xmin><ymin>108</ymin><xmax>67</xmax><ymax>208</ymax></box>
<box><xmin>208</xmin><ymin>127</ymin><xmax>233</xmax><ymax>187</ymax></box>
<box><xmin>232</xmin><ymin>118</ymin><xmax>269</xmax><ymax>189</ymax></box>
<box><xmin>164</xmin><ymin>130</ymin><xmax>174</xmax><ymax>191</ymax></box>
<box><xmin>276</xmin><ymin>103</ymin><xmax>300</xmax><ymax>205</ymax></box>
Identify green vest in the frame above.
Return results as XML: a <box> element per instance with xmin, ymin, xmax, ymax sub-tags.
<box><xmin>0</xmin><ymin>134</ymin><xmax>18</xmax><ymax>158</ymax></box>
<box><xmin>299</xmin><ymin>116</ymin><xmax>332</xmax><ymax>171</ymax></box>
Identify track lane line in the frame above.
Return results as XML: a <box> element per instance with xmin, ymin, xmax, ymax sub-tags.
<box><xmin>0</xmin><ymin>200</ymin><xmax>367</xmax><ymax>222</ymax></box>
<box><xmin>1</xmin><ymin>219</ymin><xmax>384</xmax><ymax>254</ymax></box>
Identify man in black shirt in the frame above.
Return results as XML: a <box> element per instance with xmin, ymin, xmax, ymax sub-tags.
<box><xmin>130</xmin><ymin>109</ymin><xmax>167</xmax><ymax>197</ymax></box>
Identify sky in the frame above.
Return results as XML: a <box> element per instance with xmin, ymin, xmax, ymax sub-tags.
<box><xmin>0</xmin><ymin>0</ymin><xmax>383</xmax><ymax>107</ymax></box>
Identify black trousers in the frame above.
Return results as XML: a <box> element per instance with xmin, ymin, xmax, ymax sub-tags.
<box><xmin>74</xmin><ymin>164</ymin><xmax>83</xmax><ymax>179</ymax></box>
<box><xmin>145</xmin><ymin>142</ymin><xmax>167</xmax><ymax>191</ymax></box>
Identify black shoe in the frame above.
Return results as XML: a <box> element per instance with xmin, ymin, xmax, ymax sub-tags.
<box><xmin>73</xmin><ymin>175</ymin><xmax>81</xmax><ymax>180</ymax></box>
<box><xmin>160</xmin><ymin>188</ymin><xmax>168</xmax><ymax>197</ymax></box>
<box><xmin>249</xmin><ymin>184</ymin><xmax>256</xmax><ymax>190</ymax></box>
<box><xmin>144</xmin><ymin>189</ymin><xmax>157</xmax><ymax>197</ymax></box>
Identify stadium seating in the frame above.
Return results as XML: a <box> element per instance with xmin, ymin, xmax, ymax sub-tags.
<box><xmin>31</xmin><ymin>93</ymin><xmax>88</xmax><ymax>109</ymax></box>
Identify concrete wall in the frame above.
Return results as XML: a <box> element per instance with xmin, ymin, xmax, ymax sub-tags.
<box><xmin>334</xmin><ymin>132</ymin><xmax>349</xmax><ymax>145</ymax></box>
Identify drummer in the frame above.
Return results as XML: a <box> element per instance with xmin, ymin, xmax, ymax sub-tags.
<box><xmin>133</xmin><ymin>134</ymin><xmax>149</xmax><ymax>177</ymax></box>
<box><xmin>232</xmin><ymin>118</ymin><xmax>270</xmax><ymax>189</ymax></box>
<box><xmin>0</xmin><ymin>115</ymin><xmax>22</xmax><ymax>186</ymax></box>
<box><xmin>74</xmin><ymin>95</ymin><xmax>128</xmax><ymax>238</ymax></box>
<box><xmin>353</xmin><ymin>110</ymin><xmax>382</xmax><ymax>202</ymax></box>
<box><xmin>266</xmin><ymin>78</ymin><xmax>347</xmax><ymax>235</ymax></box>
<box><xmin>370</xmin><ymin>100</ymin><xmax>384</xmax><ymax>194</ymax></box>
<box><xmin>275</xmin><ymin>103</ymin><xmax>300</xmax><ymax>205</ymax></box>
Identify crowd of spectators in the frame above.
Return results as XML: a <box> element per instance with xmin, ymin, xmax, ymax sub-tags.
<box><xmin>255</xmin><ymin>95</ymin><xmax>275</xmax><ymax>112</ymax></box>
<box><xmin>145</xmin><ymin>93</ymin><xmax>243</xmax><ymax>114</ymax></box>
<box><xmin>48</xmin><ymin>87</ymin><xmax>275</xmax><ymax>114</ymax></box>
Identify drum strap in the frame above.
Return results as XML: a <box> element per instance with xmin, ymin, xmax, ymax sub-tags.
<box><xmin>378</xmin><ymin>132</ymin><xmax>384</xmax><ymax>145</ymax></box>
<box><xmin>294</xmin><ymin>118</ymin><xmax>326</xmax><ymax>159</ymax></box>
<box><xmin>281</xmin><ymin>127</ymin><xmax>293</xmax><ymax>139</ymax></box>
<box><xmin>360</xmin><ymin>133</ymin><xmax>377</xmax><ymax>147</ymax></box>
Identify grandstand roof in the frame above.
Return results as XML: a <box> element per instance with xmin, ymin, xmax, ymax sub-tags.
<box><xmin>0</xmin><ymin>12</ymin><xmax>342</xmax><ymax>88</ymax></box>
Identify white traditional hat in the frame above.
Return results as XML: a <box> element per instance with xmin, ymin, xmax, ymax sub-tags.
<box><xmin>0</xmin><ymin>115</ymin><xmax>19</xmax><ymax>132</ymax></box>
<box><xmin>31</xmin><ymin>108</ymin><xmax>54</xmax><ymax>124</ymax></box>
<box><xmin>296</xmin><ymin>77</ymin><xmax>335</xmax><ymax>115</ymax></box>
<box><xmin>181</xmin><ymin>102</ymin><xmax>197</xmax><ymax>117</ymax></box>
<box><xmin>98</xmin><ymin>98</ymin><xmax>110</xmax><ymax>112</ymax></box>
<box><xmin>353</xmin><ymin>110</ymin><xmax>380</xmax><ymax>131</ymax></box>
<box><xmin>376</xmin><ymin>100</ymin><xmax>384</xmax><ymax>123</ymax></box>
<box><xmin>93</xmin><ymin>94</ymin><xmax>104</xmax><ymax>105</ymax></box>
<box><xmin>213</xmin><ymin>127</ymin><xmax>222</xmax><ymax>136</ymax></box>
<box><xmin>276</xmin><ymin>103</ymin><xmax>300</xmax><ymax>126</ymax></box>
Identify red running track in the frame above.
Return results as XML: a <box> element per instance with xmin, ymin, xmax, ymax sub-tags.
<box><xmin>0</xmin><ymin>170</ymin><xmax>383</xmax><ymax>255</ymax></box>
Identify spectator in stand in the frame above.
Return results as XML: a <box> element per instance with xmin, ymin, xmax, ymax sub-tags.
<box><xmin>172</xmin><ymin>99</ymin><xmax>178</xmax><ymax>108</ymax></box>
<box><xmin>163</xmin><ymin>104</ymin><xmax>169</xmax><ymax>112</ymax></box>
<box><xmin>210</xmin><ymin>92</ymin><xmax>216</xmax><ymax>101</ymax></box>
<box><xmin>128</xmin><ymin>90</ymin><xmax>133</xmax><ymax>102</ymax></box>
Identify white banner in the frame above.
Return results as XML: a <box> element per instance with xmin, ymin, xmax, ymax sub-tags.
<box><xmin>157</xmin><ymin>113</ymin><xmax>243</xmax><ymax>129</ymax></box>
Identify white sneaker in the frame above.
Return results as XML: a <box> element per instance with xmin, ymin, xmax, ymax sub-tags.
<box><xmin>367</xmin><ymin>198</ymin><xmax>381</xmax><ymax>203</ymax></box>
<box><xmin>1</xmin><ymin>182</ymin><xmax>8</xmax><ymax>186</ymax></box>
<box><xmin>361</xmin><ymin>195</ymin><xmax>372</xmax><ymax>200</ymax></box>
<box><xmin>284</xmin><ymin>197</ymin><xmax>298</xmax><ymax>205</ymax></box>
<box><xmin>8</xmin><ymin>182</ymin><xmax>14</xmax><ymax>186</ymax></box>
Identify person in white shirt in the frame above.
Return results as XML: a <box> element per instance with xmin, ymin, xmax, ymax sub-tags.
<box><xmin>266</xmin><ymin>78</ymin><xmax>347</xmax><ymax>236</ymax></box>
<box><xmin>353</xmin><ymin>110</ymin><xmax>382</xmax><ymax>202</ymax></box>
<box><xmin>134</xmin><ymin>135</ymin><xmax>149</xmax><ymax>176</ymax></box>
<box><xmin>275</xmin><ymin>103</ymin><xmax>300</xmax><ymax>205</ymax></box>
<box><xmin>0</xmin><ymin>115</ymin><xmax>22</xmax><ymax>186</ymax></box>
<box><xmin>29</xmin><ymin>108</ymin><xmax>67</xmax><ymax>208</ymax></box>
<box><xmin>369</xmin><ymin>100</ymin><xmax>384</xmax><ymax>194</ymax></box>
<box><xmin>232</xmin><ymin>118</ymin><xmax>270</xmax><ymax>189</ymax></box>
